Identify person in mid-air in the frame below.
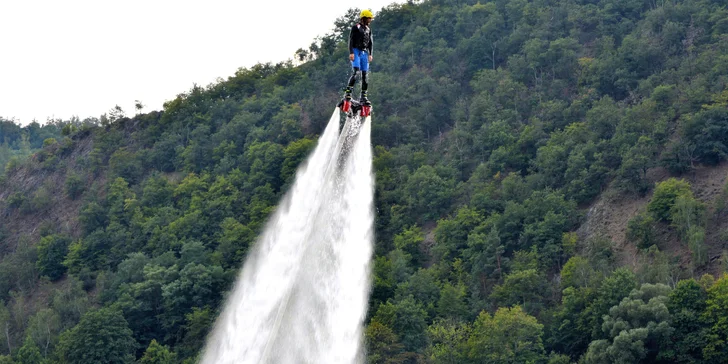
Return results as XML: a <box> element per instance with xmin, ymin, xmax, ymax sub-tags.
<box><xmin>344</xmin><ymin>9</ymin><xmax>374</xmax><ymax>106</ymax></box>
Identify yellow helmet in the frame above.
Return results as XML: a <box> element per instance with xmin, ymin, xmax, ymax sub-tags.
<box><xmin>360</xmin><ymin>9</ymin><xmax>374</xmax><ymax>19</ymax></box>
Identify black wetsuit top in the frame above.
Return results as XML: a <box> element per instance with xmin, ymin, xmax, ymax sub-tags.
<box><xmin>348</xmin><ymin>23</ymin><xmax>373</xmax><ymax>55</ymax></box>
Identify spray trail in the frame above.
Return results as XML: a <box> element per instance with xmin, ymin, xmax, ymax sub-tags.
<box><xmin>201</xmin><ymin>110</ymin><xmax>374</xmax><ymax>364</ymax></box>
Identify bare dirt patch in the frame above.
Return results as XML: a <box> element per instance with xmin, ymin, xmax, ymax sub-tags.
<box><xmin>578</xmin><ymin>162</ymin><xmax>728</xmax><ymax>276</ymax></box>
<box><xmin>0</xmin><ymin>133</ymin><xmax>98</xmax><ymax>254</ymax></box>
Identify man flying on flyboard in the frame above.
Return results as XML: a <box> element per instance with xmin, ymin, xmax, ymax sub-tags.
<box><xmin>339</xmin><ymin>9</ymin><xmax>374</xmax><ymax>117</ymax></box>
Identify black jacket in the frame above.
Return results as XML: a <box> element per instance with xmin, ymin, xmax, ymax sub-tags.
<box><xmin>348</xmin><ymin>23</ymin><xmax>373</xmax><ymax>55</ymax></box>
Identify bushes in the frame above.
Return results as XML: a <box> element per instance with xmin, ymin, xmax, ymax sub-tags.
<box><xmin>30</xmin><ymin>187</ymin><xmax>52</xmax><ymax>213</ymax></box>
<box><xmin>662</xmin><ymin>107</ymin><xmax>728</xmax><ymax>173</ymax></box>
<box><xmin>6</xmin><ymin>192</ymin><xmax>27</xmax><ymax>210</ymax></box>
<box><xmin>4</xmin><ymin>157</ymin><xmax>21</xmax><ymax>175</ymax></box>
<box><xmin>643</xmin><ymin>178</ymin><xmax>708</xmax><ymax>267</ymax></box>
<box><xmin>42</xmin><ymin>138</ymin><xmax>57</xmax><ymax>147</ymax></box>
<box><xmin>65</xmin><ymin>172</ymin><xmax>85</xmax><ymax>200</ymax></box>
<box><xmin>6</xmin><ymin>188</ymin><xmax>52</xmax><ymax>215</ymax></box>
<box><xmin>647</xmin><ymin>178</ymin><xmax>693</xmax><ymax>222</ymax></box>
<box><xmin>627</xmin><ymin>213</ymin><xmax>655</xmax><ymax>249</ymax></box>
<box><xmin>109</xmin><ymin>148</ymin><xmax>143</xmax><ymax>185</ymax></box>
<box><xmin>682</xmin><ymin>107</ymin><xmax>728</xmax><ymax>165</ymax></box>
<box><xmin>36</xmin><ymin>234</ymin><xmax>72</xmax><ymax>281</ymax></box>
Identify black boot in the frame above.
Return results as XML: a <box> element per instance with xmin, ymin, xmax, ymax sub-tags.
<box><xmin>343</xmin><ymin>87</ymin><xmax>352</xmax><ymax>100</ymax></box>
<box><xmin>360</xmin><ymin>91</ymin><xmax>370</xmax><ymax>105</ymax></box>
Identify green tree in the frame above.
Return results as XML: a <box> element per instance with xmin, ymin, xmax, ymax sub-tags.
<box><xmin>50</xmin><ymin>275</ymin><xmax>89</xmax><ymax>331</ymax></box>
<box><xmin>36</xmin><ymin>234</ymin><xmax>71</xmax><ymax>281</ymax></box>
<box><xmin>212</xmin><ymin>218</ymin><xmax>254</xmax><ymax>269</ymax></box>
<box><xmin>115</xmin><ymin>263</ymin><xmax>173</xmax><ymax>350</ymax></box>
<box><xmin>616</xmin><ymin>136</ymin><xmax>657</xmax><ymax>195</ymax></box>
<box><xmin>467</xmin><ymin>306</ymin><xmax>545</xmax><ymax>363</ymax></box>
<box><xmin>670</xmin><ymin>193</ymin><xmax>705</xmax><ymax>238</ymax></box>
<box><xmin>682</xmin><ymin>107</ymin><xmax>728</xmax><ymax>165</ymax></box>
<box><xmin>432</xmin><ymin>207</ymin><xmax>483</xmax><ymax>263</ymax></box>
<box><xmin>465</xmin><ymin>225</ymin><xmax>506</xmax><ymax>301</ymax></box>
<box><xmin>280</xmin><ymin>137</ymin><xmax>315</xmax><ymax>185</ymax></box>
<box><xmin>404</xmin><ymin>165</ymin><xmax>455</xmax><ymax>222</ymax></box>
<box><xmin>436</xmin><ymin>282</ymin><xmax>467</xmax><ymax>321</ymax></box>
<box><xmin>161</xmin><ymin>263</ymin><xmax>225</xmax><ymax>343</ymax></box>
<box><xmin>78</xmin><ymin>201</ymin><xmax>108</xmax><ymax>235</ymax></box>
<box><xmin>14</xmin><ymin>336</ymin><xmax>42</xmax><ymax>364</ymax></box>
<box><xmin>139</xmin><ymin>340</ymin><xmax>177</xmax><ymax>364</ymax></box>
<box><xmin>57</xmin><ymin>308</ymin><xmax>137</xmax><ymax>364</ymax></box>
<box><xmin>364</xmin><ymin>320</ymin><xmax>406</xmax><ymax>364</ymax></box>
<box><xmin>551</xmin><ymin>268</ymin><xmax>637</xmax><ymax>357</ymax></box>
<box><xmin>108</xmin><ymin>148</ymin><xmax>143</xmax><ymax>184</ymax></box>
<box><xmin>586</xmin><ymin>96</ymin><xmax>621</xmax><ymax>140</ymax></box>
<box><xmin>662</xmin><ymin>279</ymin><xmax>710</xmax><ymax>363</ymax></box>
<box><xmin>427</xmin><ymin>319</ymin><xmax>470</xmax><ymax>364</ymax></box>
<box><xmin>490</xmin><ymin>269</ymin><xmax>548</xmax><ymax>315</ymax></box>
<box><xmin>393</xmin><ymin>226</ymin><xmax>425</xmax><ymax>266</ymax></box>
<box><xmin>626</xmin><ymin>213</ymin><xmax>655</xmax><ymax>250</ymax></box>
<box><xmin>140</xmin><ymin>174</ymin><xmax>174</xmax><ymax>208</ymax></box>
<box><xmin>0</xmin><ymin>301</ymin><xmax>11</xmax><ymax>355</ymax></box>
<box><xmin>669</xmin><ymin>192</ymin><xmax>707</xmax><ymax>267</ymax></box>
<box><xmin>26</xmin><ymin>308</ymin><xmax>61</xmax><ymax>357</ymax></box>
<box><xmin>686</xmin><ymin>226</ymin><xmax>708</xmax><ymax>268</ymax></box>
<box><xmin>560</xmin><ymin>256</ymin><xmax>601</xmax><ymax>289</ymax></box>
<box><xmin>371</xmin><ymin>256</ymin><xmax>396</xmax><ymax>310</ymax></box>
<box><xmin>647</xmin><ymin>178</ymin><xmax>693</xmax><ymax>222</ymax></box>
<box><xmin>396</xmin><ymin>268</ymin><xmax>440</xmax><ymax>320</ymax></box>
<box><xmin>372</xmin><ymin>296</ymin><xmax>428</xmax><ymax>353</ymax></box>
<box><xmin>180</xmin><ymin>125</ymin><xmax>213</xmax><ymax>173</ymax></box>
<box><xmin>703</xmin><ymin>274</ymin><xmax>728</xmax><ymax>362</ymax></box>
<box><xmin>64</xmin><ymin>172</ymin><xmax>85</xmax><ymax>200</ymax></box>
<box><xmin>178</xmin><ymin>307</ymin><xmax>213</xmax><ymax>359</ymax></box>
<box><xmin>583</xmin><ymin>284</ymin><xmax>673</xmax><ymax>363</ymax></box>
<box><xmin>243</xmin><ymin>141</ymin><xmax>284</xmax><ymax>190</ymax></box>
<box><xmin>587</xmin><ymin>268</ymin><xmax>639</xmax><ymax>338</ymax></box>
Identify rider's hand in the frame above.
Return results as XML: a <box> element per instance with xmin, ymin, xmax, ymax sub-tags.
<box><xmin>368</xmin><ymin>55</ymin><xmax>373</xmax><ymax>62</ymax></box>
<box><xmin>349</xmin><ymin>54</ymin><xmax>355</xmax><ymax>61</ymax></box>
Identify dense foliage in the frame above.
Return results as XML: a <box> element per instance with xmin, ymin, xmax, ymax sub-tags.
<box><xmin>0</xmin><ymin>119</ymin><xmax>65</xmax><ymax>177</ymax></box>
<box><xmin>1</xmin><ymin>0</ymin><xmax>728</xmax><ymax>362</ymax></box>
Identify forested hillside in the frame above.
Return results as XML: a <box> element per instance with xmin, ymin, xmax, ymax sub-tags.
<box><xmin>1</xmin><ymin>0</ymin><xmax>728</xmax><ymax>362</ymax></box>
<box><xmin>0</xmin><ymin>119</ymin><xmax>65</xmax><ymax>176</ymax></box>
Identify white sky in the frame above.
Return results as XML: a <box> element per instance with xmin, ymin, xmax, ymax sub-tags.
<box><xmin>0</xmin><ymin>0</ymin><xmax>400</xmax><ymax>125</ymax></box>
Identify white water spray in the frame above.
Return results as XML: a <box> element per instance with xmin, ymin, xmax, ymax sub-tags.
<box><xmin>201</xmin><ymin>109</ymin><xmax>374</xmax><ymax>364</ymax></box>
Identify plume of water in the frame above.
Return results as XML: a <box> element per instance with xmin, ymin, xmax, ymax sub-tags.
<box><xmin>201</xmin><ymin>109</ymin><xmax>374</xmax><ymax>364</ymax></box>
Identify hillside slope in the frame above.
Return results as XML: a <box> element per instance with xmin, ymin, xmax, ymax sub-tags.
<box><xmin>580</xmin><ymin>162</ymin><xmax>728</xmax><ymax>274</ymax></box>
<box><xmin>1</xmin><ymin>0</ymin><xmax>728</xmax><ymax>363</ymax></box>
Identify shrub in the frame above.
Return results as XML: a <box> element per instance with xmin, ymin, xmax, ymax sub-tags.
<box><xmin>647</xmin><ymin>178</ymin><xmax>693</xmax><ymax>222</ymax></box>
<box><xmin>7</xmin><ymin>192</ymin><xmax>27</xmax><ymax>210</ymax></box>
<box><xmin>37</xmin><ymin>234</ymin><xmax>71</xmax><ymax>281</ymax></box>
<box><xmin>682</xmin><ymin>107</ymin><xmax>728</xmax><ymax>165</ymax></box>
<box><xmin>61</xmin><ymin>124</ymin><xmax>77</xmax><ymax>136</ymax></box>
<box><xmin>65</xmin><ymin>172</ymin><xmax>85</xmax><ymax>200</ymax></box>
<box><xmin>31</xmin><ymin>187</ymin><xmax>52</xmax><ymax>212</ymax></box>
<box><xmin>58</xmin><ymin>137</ymin><xmax>75</xmax><ymax>156</ymax></box>
<box><xmin>43</xmin><ymin>138</ymin><xmax>57</xmax><ymax>147</ymax></box>
<box><xmin>108</xmin><ymin>148</ymin><xmax>143</xmax><ymax>184</ymax></box>
<box><xmin>670</xmin><ymin>193</ymin><xmax>706</xmax><ymax>239</ymax></box>
<box><xmin>627</xmin><ymin>213</ymin><xmax>656</xmax><ymax>249</ymax></box>
<box><xmin>4</xmin><ymin>157</ymin><xmax>21</xmax><ymax>175</ymax></box>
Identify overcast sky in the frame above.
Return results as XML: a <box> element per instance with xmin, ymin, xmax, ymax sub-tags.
<box><xmin>0</xmin><ymin>0</ymin><xmax>400</xmax><ymax>126</ymax></box>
